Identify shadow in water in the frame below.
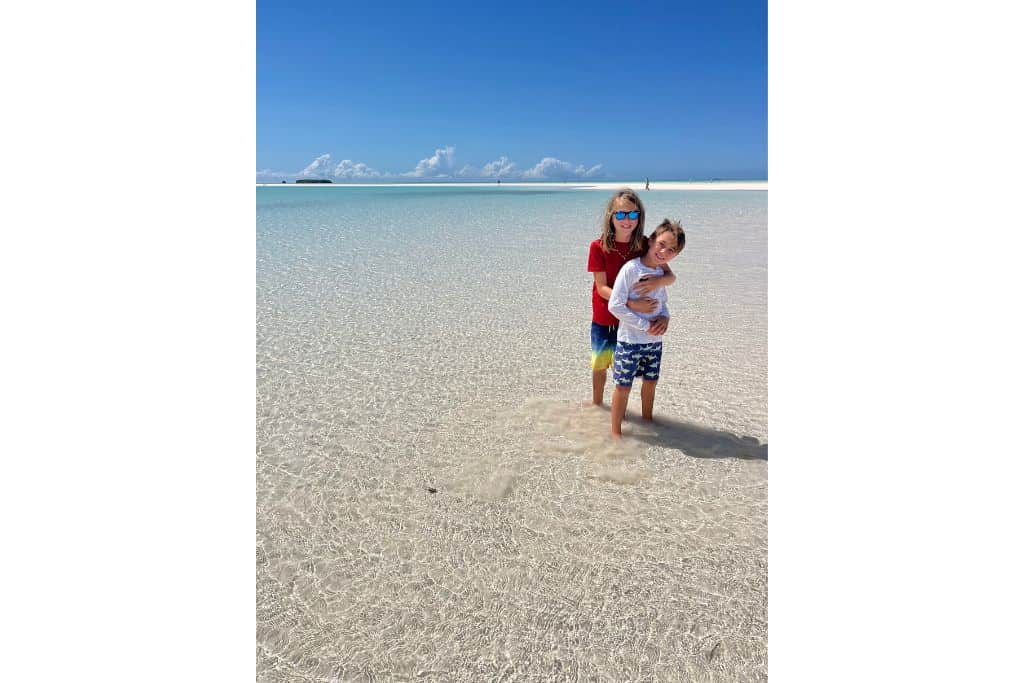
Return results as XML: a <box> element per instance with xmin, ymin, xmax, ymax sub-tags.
<box><xmin>623</xmin><ymin>411</ymin><xmax>768</xmax><ymax>460</ymax></box>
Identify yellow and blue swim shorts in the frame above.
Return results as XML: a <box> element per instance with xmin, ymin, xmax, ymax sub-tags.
<box><xmin>590</xmin><ymin>322</ymin><xmax>619</xmax><ymax>371</ymax></box>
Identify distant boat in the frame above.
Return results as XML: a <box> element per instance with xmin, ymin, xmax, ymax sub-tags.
<box><xmin>296</xmin><ymin>178</ymin><xmax>333</xmax><ymax>184</ymax></box>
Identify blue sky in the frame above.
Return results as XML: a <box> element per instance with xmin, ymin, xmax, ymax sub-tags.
<box><xmin>257</xmin><ymin>0</ymin><xmax>766</xmax><ymax>182</ymax></box>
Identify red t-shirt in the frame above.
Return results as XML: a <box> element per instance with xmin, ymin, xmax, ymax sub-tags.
<box><xmin>588</xmin><ymin>238</ymin><xmax>639</xmax><ymax>326</ymax></box>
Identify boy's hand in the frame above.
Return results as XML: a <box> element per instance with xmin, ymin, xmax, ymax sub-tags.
<box><xmin>633</xmin><ymin>277</ymin><xmax>660</xmax><ymax>296</ymax></box>
<box><xmin>648</xmin><ymin>316</ymin><xmax>669</xmax><ymax>336</ymax></box>
<box><xmin>626</xmin><ymin>297</ymin><xmax>659</xmax><ymax>314</ymax></box>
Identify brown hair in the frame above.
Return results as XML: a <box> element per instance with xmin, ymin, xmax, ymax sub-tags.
<box><xmin>599</xmin><ymin>188</ymin><xmax>646</xmax><ymax>254</ymax></box>
<box><xmin>643</xmin><ymin>218</ymin><xmax>686</xmax><ymax>253</ymax></box>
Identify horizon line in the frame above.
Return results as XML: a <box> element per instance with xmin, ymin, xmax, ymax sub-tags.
<box><xmin>256</xmin><ymin>180</ymin><xmax>768</xmax><ymax>191</ymax></box>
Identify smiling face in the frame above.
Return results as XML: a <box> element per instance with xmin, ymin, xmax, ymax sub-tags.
<box><xmin>600</xmin><ymin>189</ymin><xmax>645</xmax><ymax>253</ymax></box>
<box><xmin>643</xmin><ymin>230</ymin><xmax>680</xmax><ymax>267</ymax></box>
<box><xmin>610</xmin><ymin>196</ymin><xmax>640</xmax><ymax>242</ymax></box>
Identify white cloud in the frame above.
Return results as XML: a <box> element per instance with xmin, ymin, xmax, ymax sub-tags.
<box><xmin>522</xmin><ymin>157</ymin><xmax>603</xmax><ymax>180</ymax></box>
<box><xmin>481</xmin><ymin>156</ymin><xmax>518</xmax><ymax>178</ymax></box>
<box><xmin>256</xmin><ymin>168</ymin><xmax>290</xmax><ymax>181</ymax></box>
<box><xmin>333</xmin><ymin>159</ymin><xmax>382</xmax><ymax>179</ymax></box>
<box><xmin>262</xmin><ymin>149</ymin><xmax>602</xmax><ymax>184</ymax></box>
<box><xmin>299</xmin><ymin>153</ymin><xmax>333</xmax><ymax>177</ymax></box>
<box><xmin>404</xmin><ymin>145</ymin><xmax>456</xmax><ymax>177</ymax></box>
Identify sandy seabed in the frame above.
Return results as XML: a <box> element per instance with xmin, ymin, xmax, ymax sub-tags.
<box><xmin>257</xmin><ymin>187</ymin><xmax>767</xmax><ymax>681</ymax></box>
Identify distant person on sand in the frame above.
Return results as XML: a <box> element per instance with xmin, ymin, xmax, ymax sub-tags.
<box><xmin>587</xmin><ymin>189</ymin><xmax>676</xmax><ymax>406</ymax></box>
<box><xmin>607</xmin><ymin>219</ymin><xmax>686</xmax><ymax>437</ymax></box>
<box><xmin>645</xmin><ymin>178</ymin><xmax>650</xmax><ymax>190</ymax></box>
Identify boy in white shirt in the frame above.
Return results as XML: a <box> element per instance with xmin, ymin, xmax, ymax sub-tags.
<box><xmin>607</xmin><ymin>219</ymin><xmax>686</xmax><ymax>438</ymax></box>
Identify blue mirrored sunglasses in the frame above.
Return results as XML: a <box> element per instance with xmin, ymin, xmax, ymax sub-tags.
<box><xmin>613</xmin><ymin>210</ymin><xmax>641</xmax><ymax>220</ymax></box>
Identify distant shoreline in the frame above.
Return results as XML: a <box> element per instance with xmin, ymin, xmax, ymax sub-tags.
<box><xmin>256</xmin><ymin>180</ymin><xmax>768</xmax><ymax>191</ymax></box>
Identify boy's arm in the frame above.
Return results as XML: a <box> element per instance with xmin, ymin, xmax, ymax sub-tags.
<box><xmin>608</xmin><ymin>265</ymin><xmax>651</xmax><ymax>332</ymax></box>
<box><xmin>633</xmin><ymin>264</ymin><xmax>675</xmax><ymax>295</ymax></box>
<box><xmin>595</xmin><ymin>270</ymin><xmax>657</xmax><ymax>313</ymax></box>
<box><xmin>648</xmin><ymin>299</ymin><xmax>670</xmax><ymax>335</ymax></box>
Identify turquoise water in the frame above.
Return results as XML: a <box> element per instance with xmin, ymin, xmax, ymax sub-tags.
<box><xmin>257</xmin><ymin>185</ymin><xmax>768</xmax><ymax>680</ymax></box>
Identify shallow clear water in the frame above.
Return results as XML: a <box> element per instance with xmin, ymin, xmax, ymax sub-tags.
<box><xmin>257</xmin><ymin>186</ymin><xmax>768</xmax><ymax>681</ymax></box>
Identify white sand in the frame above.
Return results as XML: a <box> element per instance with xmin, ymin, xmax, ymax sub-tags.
<box><xmin>257</xmin><ymin>189</ymin><xmax>767</xmax><ymax>680</ymax></box>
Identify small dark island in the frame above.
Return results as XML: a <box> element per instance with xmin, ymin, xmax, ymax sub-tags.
<box><xmin>295</xmin><ymin>178</ymin><xmax>333</xmax><ymax>184</ymax></box>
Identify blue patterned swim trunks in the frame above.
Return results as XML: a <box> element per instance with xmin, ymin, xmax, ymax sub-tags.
<box><xmin>612</xmin><ymin>341</ymin><xmax>663</xmax><ymax>387</ymax></box>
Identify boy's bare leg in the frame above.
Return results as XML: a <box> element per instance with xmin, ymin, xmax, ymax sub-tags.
<box><xmin>611</xmin><ymin>385</ymin><xmax>631</xmax><ymax>437</ymax></box>
<box><xmin>641</xmin><ymin>380</ymin><xmax>657</xmax><ymax>421</ymax></box>
<box><xmin>592</xmin><ymin>369</ymin><xmax>607</xmax><ymax>405</ymax></box>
